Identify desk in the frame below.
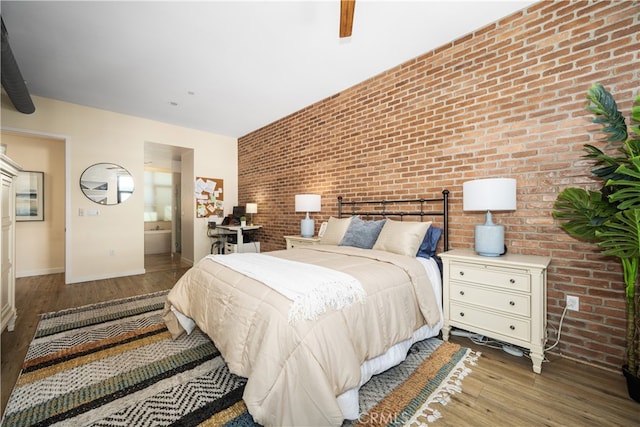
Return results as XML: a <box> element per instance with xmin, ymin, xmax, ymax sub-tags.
<box><xmin>216</xmin><ymin>225</ymin><xmax>262</xmax><ymax>253</ymax></box>
<box><xmin>207</xmin><ymin>226</ymin><xmax>235</xmax><ymax>254</ymax></box>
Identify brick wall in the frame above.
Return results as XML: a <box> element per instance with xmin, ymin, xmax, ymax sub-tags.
<box><xmin>238</xmin><ymin>0</ymin><xmax>639</xmax><ymax>371</ymax></box>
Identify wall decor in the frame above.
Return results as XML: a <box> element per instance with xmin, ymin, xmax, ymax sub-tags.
<box><xmin>16</xmin><ymin>171</ymin><xmax>44</xmax><ymax>221</ymax></box>
<box><xmin>195</xmin><ymin>176</ymin><xmax>223</xmax><ymax>218</ymax></box>
<box><xmin>80</xmin><ymin>163</ymin><xmax>134</xmax><ymax>205</ymax></box>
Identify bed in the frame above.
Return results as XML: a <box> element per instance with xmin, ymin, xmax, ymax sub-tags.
<box><xmin>162</xmin><ymin>191</ymin><xmax>449</xmax><ymax>426</ymax></box>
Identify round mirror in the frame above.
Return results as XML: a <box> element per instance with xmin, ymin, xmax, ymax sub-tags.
<box><xmin>80</xmin><ymin>163</ymin><xmax>134</xmax><ymax>205</ymax></box>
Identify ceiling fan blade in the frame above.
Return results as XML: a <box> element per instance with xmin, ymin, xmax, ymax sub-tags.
<box><xmin>340</xmin><ymin>0</ymin><xmax>355</xmax><ymax>38</ymax></box>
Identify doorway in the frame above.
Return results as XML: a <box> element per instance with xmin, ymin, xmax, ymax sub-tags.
<box><xmin>143</xmin><ymin>142</ymin><xmax>192</xmax><ymax>270</ymax></box>
<box><xmin>0</xmin><ymin>130</ymin><xmax>66</xmax><ymax>279</ymax></box>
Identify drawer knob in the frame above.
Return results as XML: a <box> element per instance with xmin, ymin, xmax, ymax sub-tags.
<box><xmin>460</xmin><ymin>312</ymin><xmax>465</xmax><ymax>317</ymax></box>
<box><xmin>509</xmin><ymin>301</ymin><xmax>515</xmax><ymax>306</ymax></box>
<box><xmin>510</xmin><ymin>278</ymin><xmax>515</xmax><ymax>284</ymax></box>
<box><xmin>459</xmin><ymin>290</ymin><xmax>465</xmax><ymax>296</ymax></box>
<box><xmin>510</xmin><ymin>325</ymin><xmax>515</xmax><ymax>330</ymax></box>
<box><xmin>459</xmin><ymin>271</ymin><xmax>465</xmax><ymax>276</ymax></box>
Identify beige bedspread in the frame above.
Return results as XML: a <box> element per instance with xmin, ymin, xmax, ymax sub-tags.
<box><xmin>162</xmin><ymin>245</ymin><xmax>440</xmax><ymax>426</ymax></box>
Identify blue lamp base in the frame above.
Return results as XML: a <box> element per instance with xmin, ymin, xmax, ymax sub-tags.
<box><xmin>474</xmin><ymin>211</ymin><xmax>505</xmax><ymax>256</ymax></box>
<box><xmin>300</xmin><ymin>215</ymin><xmax>315</xmax><ymax>238</ymax></box>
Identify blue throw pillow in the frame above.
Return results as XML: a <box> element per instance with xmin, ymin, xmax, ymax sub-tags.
<box><xmin>416</xmin><ymin>226</ymin><xmax>442</xmax><ymax>259</ymax></box>
<box><xmin>339</xmin><ymin>217</ymin><xmax>386</xmax><ymax>249</ymax></box>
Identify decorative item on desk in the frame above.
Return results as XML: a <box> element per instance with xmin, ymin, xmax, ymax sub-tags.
<box><xmin>240</xmin><ymin>216</ymin><xmax>247</xmax><ymax>227</ymax></box>
<box><xmin>295</xmin><ymin>194</ymin><xmax>321</xmax><ymax>238</ymax></box>
<box><xmin>463</xmin><ymin>178</ymin><xmax>516</xmax><ymax>257</ymax></box>
<box><xmin>246</xmin><ymin>203</ymin><xmax>257</xmax><ymax>226</ymax></box>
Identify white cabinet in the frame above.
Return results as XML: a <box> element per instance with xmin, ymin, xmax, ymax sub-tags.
<box><xmin>1</xmin><ymin>154</ymin><xmax>22</xmax><ymax>333</ymax></box>
<box><xmin>440</xmin><ymin>249</ymin><xmax>550</xmax><ymax>373</ymax></box>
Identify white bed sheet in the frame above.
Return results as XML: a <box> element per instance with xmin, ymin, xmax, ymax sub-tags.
<box><xmin>337</xmin><ymin>256</ymin><xmax>443</xmax><ymax>420</ymax></box>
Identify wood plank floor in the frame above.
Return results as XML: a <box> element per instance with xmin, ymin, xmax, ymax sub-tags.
<box><xmin>0</xmin><ymin>253</ymin><xmax>191</xmax><ymax>418</ymax></box>
<box><xmin>2</xmin><ymin>253</ymin><xmax>638</xmax><ymax>425</ymax></box>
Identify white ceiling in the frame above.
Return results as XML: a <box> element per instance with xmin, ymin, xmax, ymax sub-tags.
<box><xmin>1</xmin><ymin>0</ymin><xmax>537</xmax><ymax>139</ymax></box>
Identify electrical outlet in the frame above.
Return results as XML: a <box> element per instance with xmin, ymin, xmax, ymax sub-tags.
<box><xmin>566</xmin><ymin>295</ymin><xmax>579</xmax><ymax>311</ymax></box>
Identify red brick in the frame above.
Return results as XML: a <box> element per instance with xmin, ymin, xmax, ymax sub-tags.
<box><xmin>238</xmin><ymin>0</ymin><xmax>638</xmax><ymax>373</ymax></box>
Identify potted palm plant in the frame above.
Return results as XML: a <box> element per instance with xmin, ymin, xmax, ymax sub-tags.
<box><xmin>553</xmin><ymin>83</ymin><xmax>640</xmax><ymax>402</ymax></box>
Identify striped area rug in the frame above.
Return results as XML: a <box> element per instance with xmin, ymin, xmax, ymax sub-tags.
<box><xmin>2</xmin><ymin>291</ymin><xmax>479</xmax><ymax>427</ymax></box>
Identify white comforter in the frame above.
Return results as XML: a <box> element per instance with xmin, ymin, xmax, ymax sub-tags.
<box><xmin>163</xmin><ymin>246</ymin><xmax>441</xmax><ymax>426</ymax></box>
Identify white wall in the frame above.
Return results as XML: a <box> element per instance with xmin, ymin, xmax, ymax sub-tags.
<box><xmin>1</xmin><ymin>93</ymin><xmax>237</xmax><ymax>283</ymax></box>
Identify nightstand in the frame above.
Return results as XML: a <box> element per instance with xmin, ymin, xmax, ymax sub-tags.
<box><xmin>284</xmin><ymin>235</ymin><xmax>321</xmax><ymax>249</ymax></box>
<box><xmin>440</xmin><ymin>249</ymin><xmax>551</xmax><ymax>373</ymax></box>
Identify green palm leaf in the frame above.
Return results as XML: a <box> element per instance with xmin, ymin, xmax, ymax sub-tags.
<box><xmin>631</xmin><ymin>94</ymin><xmax>640</xmax><ymax>137</ymax></box>
<box><xmin>553</xmin><ymin>188</ymin><xmax>617</xmax><ymax>240</ymax></box>
<box><xmin>583</xmin><ymin>144</ymin><xmax>629</xmax><ymax>184</ymax></box>
<box><xmin>628</xmin><ymin>138</ymin><xmax>640</xmax><ymax>157</ymax></box>
<box><xmin>607</xmin><ymin>157</ymin><xmax>640</xmax><ymax>210</ymax></box>
<box><xmin>586</xmin><ymin>83</ymin><xmax>628</xmax><ymax>142</ymax></box>
<box><xmin>596</xmin><ymin>209</ymin><xmax>640</xmax><ymax>259</ymax></box>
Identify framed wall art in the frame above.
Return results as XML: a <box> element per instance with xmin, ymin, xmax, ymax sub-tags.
<box><xmin>15</xmin><ymin>171</ymin><xmax>44</xmax><ymax>221</ymax></box>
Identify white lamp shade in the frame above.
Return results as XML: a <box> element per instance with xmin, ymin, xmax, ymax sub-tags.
<box><xmin>463</xmin><ymin>178</ymin><xmax>517</xmax><ymax>212</ymax></box>
<box><xmin>295</xmin><ymin>194</ymin><xmax>321</xmax><ymax>212</ymax></box>
<box><xmin>246</xmin><ymin>203</ymin><xmax>258</xmax><ymax>214</ymax></box>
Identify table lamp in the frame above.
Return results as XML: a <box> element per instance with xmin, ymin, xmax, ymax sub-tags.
<box><xmin>463</xmin><ymin>178</ymin><xmax>516</xmax><ymax>256</ymax></box>
<box><xmin>295</xmin><ymin>194</ymin><xmax>321</xmax><ymax>238</ymax></box>
<box><xmin>246</xmin><ymin>203</ymin><xmax>257</xmax><ymax>226</ymax></box>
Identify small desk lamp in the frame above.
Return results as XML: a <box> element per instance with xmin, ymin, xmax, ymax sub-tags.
<box><xmin>463</xmin><ymin>178</ymin><xmax>516</xmax><ymax>256</ymax></box>
<box><xmin>295</xmin><ymin>194</ymin><xmax>321</xmax><ymax>238</ymax></box>
<box><xmin>246</xmin><ymin>203</ymin><xmax>257</xmax><ymax>226</ymax></box>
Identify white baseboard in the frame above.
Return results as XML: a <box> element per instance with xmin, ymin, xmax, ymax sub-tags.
<box><xmin>16</xmin><ymin>267</ymin><xmax>65</xmax><ymax>278</ymax></box>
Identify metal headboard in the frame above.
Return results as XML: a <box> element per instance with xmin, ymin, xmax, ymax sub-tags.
<box><xmin>337</xmin><ymin>189</ymin><xmax>449</xmax><ymax>252</ymax></box>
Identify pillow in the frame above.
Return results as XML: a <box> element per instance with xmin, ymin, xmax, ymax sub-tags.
<box><xmin>319</xmin><ymin>216</ymin><xmax>353</xmax><ymax>245</ymax></box>
<box><xmin>372</xmin><ymin>219</ymin><xmax>431</xmax><ymax>257</ymax></box>
<box><xmin>339</xmin><ymin>217</ymin><xmax>386</xmax><ymax>249</ymax></box>
<box><xmin>416</xmin><ymin>226</ymin><xmax>443</xmax><ymax>259</ymax></box>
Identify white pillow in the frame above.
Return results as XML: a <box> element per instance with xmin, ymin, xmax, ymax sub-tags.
<box><xmin>373</xmin><ymin>219</ymin><xmax>432</xmax><ymax>256</ymax></box>
<box><xmin>320</xmin><ymin>216</ymin><xmax>353</xmax><ymax>245</ymax></box>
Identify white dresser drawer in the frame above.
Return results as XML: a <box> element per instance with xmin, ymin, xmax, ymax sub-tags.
<box><xmin>450</xmin><ymin>283</ymin><xmax>530</xmax><ymax>317</ymax></box>
<box><xmin>284</xmin><ymin>235</ymin><xmax>321</xmax><ymax>249</ymax></box>
<box><xmin>450</xmin><ymin>262</ymin><xmax>530</xmax><ymax>292</ymax></box>
<box><xmin>450</xmin><ymin>302</ymin><xmax>531</xmax><ymax>342</ymax></box>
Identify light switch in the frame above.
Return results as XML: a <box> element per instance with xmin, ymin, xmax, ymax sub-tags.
<box><xmin>87</xmin><ymin>209</ymin><xmax>100</xmax><ymax>216</ymax></box>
